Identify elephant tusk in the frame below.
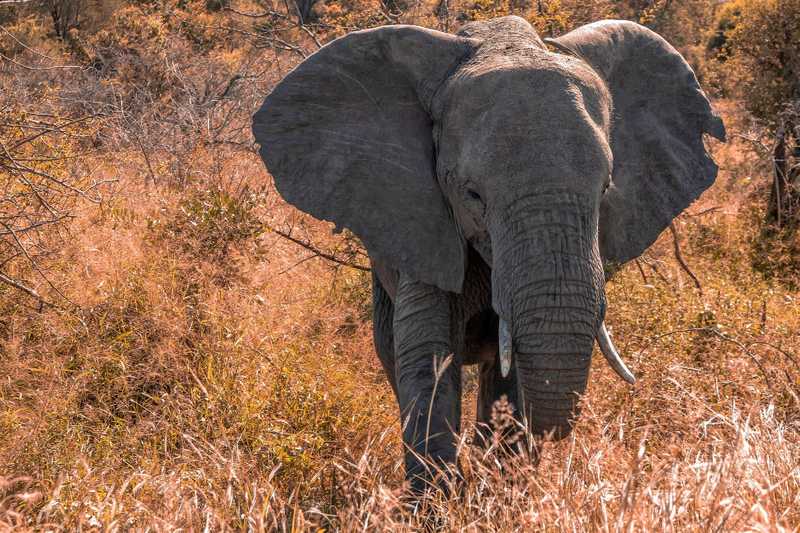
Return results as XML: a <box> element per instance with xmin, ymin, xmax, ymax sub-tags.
<box><xmin>597</xmin><ymin>322</ymin><xmax>636</xmax><ymax>385</ymax></box>
<box><xmin>499</xmin><ymin>318</ymin><xmax>513</xmax><ymax>378</ymax></box>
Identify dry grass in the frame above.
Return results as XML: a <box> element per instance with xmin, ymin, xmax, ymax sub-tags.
<box><xmin>1</xmin><ymin>5</ymin><xmax>799</xmax><ymax>531</ymax></box>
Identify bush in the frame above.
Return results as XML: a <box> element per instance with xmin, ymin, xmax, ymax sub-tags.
<box><xmin>147</xmin><ymin>186</ymin><xmax>266</xmax><ymax>267</ymax></box>
<box><xmin>707</xmin><ymin>0</ymin><xmax>800</xmax><ymax>128</ymax></box>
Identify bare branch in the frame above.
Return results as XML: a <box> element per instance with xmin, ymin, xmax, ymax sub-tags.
<box><xmin>685</xmin><ymin>206</ymin><xmax>722</xmax><ymax>217</ymax></box>
<box><xmin>0</xmin><ymin>270</ymin><xmax>43</xmax><ymax>301</ymax></box>
<box><xmin>268</xmin><ymin>226</ymin><xmax>370</xmax><ymax>272</ymax></box>
<box><xmin>669</xmin><ymin>222</ymin><xmax>702</xmax><ymax>293</ymax></box>
<box><xmin>0</xmin><ymin>52</ymin><xmax>84</xmax><ymax>71</ymax></box>
<box><xmin>0</xmin><ymin>215</ymin><xmax>73</xmax><ymax>236</ymax></box>
<box><xmin>0</xmin><ymin>220</ymin><xmax>74</xmax><ymax>305</ymax></box>
<box><xmin>0</xmin><ymin>270</ymin><xmax>63</xmax><ymax>311</ymax></box>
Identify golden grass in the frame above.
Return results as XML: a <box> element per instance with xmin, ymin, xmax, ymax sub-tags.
<box><xmin>1</xmin><ymin>7</ymin><xmax>798</xmax><ymax>524</ymax></box>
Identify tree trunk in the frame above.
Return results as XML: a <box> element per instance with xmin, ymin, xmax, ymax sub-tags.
<box><xmin>47</xmin><ymin>0</ymin><xmax>81</xmax><ymax>39</ymax></box>
<box><xmin>767</xmin><ymin>119</ymin><xmax>800</xmax><ymax>228</ymax></box>
<box><xmin>292</xmin><ymin>0</ymin><xmax>318</xmax><ymax>24</ymax></box>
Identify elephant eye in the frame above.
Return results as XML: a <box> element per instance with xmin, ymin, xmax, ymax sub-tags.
<box><xmin>466</xmin><ymin>189</ymin><xmax>483</xmax><ymax>202</ymax></box>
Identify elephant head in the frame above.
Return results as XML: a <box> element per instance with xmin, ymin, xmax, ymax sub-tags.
<box><xmin>253</xmin><ymin>17</ymin><xmax>724</xmax><ymax>440</ymax></box>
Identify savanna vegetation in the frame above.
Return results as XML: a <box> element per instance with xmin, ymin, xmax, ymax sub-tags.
<box><xmin>0</xmin><ymin>0</ymin><xmax>798</xmax><ymax>530</ymax></box>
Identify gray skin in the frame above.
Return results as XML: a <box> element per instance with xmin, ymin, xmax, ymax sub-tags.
<box><xmin>252</xmin><ymin>16</ymin><xmax>725</xmax><ymax>490</ymax></box>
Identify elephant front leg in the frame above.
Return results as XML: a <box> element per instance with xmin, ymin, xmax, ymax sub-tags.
<box><xmin>372</xmin><ymin>271</ymin><xmax>398</xmax><ymax>397</ymax></box>
<box><xmin>393</xmin><ymin>274</ymin><xmax>460</xmax><ymax>492</ymax></box>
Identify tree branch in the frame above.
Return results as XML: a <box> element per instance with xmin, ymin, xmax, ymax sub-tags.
<box><xmin>669</xmin><ymin>222</ymin><xmax>702</xmax><ymax>293</ymax></box>
<box><xmin>0</xmin><ymin>270</ymin><xmax>62</xmax><ymax>311</ymax></box>
<box><xmin>268</xmin><ymin>226</ymin><xmax>370</xmax><ymax>272</ymax></box>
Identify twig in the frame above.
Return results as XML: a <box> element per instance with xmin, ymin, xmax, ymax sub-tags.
<box><xmin>0</xmin><ymin>270</ymin><xmax>42</xmax><ymax>300</ymax></box>
<box><xmin>0</xmin><ymin>215</ymin><xmax>72</xmax><ymax>236</ymax></box>
<box><xmin>0</xmin><ymin>270</ymin><xmax>60</xmax><ymax>311</ymax></box>
<box><xmin>224</xmin><ymin>6</ymin><xmax>278</xmax><ymax>18</ymax></box>
<box><xmin>771</xmin><ymin>123</ymin><xmax>787</xmax><ymax>227</ymax></box>
<box><xmin>0</xmin><ymin>51</ymin><xmax>83</xmax><ymax>71</ymax></box>
<box><xmin>0</xmin><ymin>27</ymin><xmax>57</xmax><ymax>61</ymax></box>
<box><xmin>298</xmin><ymin>24</ymin><xmax>323</xmax><ymax>49</ymax></box>
<box><xmin>634</xmin><ymin>258</ymin><xmax>649</xmax><ymax>284</ymax></box>
<box><xmin>686</xmin><ymin>206</ymin><xmax>722</xmax><ymax>217</ymax></box>
<box><xmin>277</xmin><ymin>253</ymin><xmax>320</xmax><ymax>275</ymax></box>
<box><xmin>748</xmin><ymin>340</ymin><xmax>800</xmax><ymax>373</ymax></box>
<box><xmin>135</xmin><ymin>136</ymin><xmax>157</xmax><ymax>186</ymax></box>
<box><xmin>0</xmin><ymin>220</ymin><xmax>75</xmax><ymax>306</ymax></box>
<box><xmin>268</xmin><ymin>226</ymin><xmax>370</xmax><ymax>272</ymax></box>
<box><xmin>7</xmin><ymin>114</ymin><xmax>99</xmax><ymax>152</ymax></box>
<box><xmin>669</xmin><ymin>222</ymin><xmax>702</xmax><ymax>293</ymax></box>
<box><xmin>217</xmin><ymin>74</ymin><xmax>242</xmax><ymax>100</ymax></box>
<box><xmin>641</xmin><ymin>256</ymin><xmax>670</xmax><ymax>285</ymax></box>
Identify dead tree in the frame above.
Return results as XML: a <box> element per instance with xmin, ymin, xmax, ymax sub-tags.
<box><xmin>766</xmin><ymin>107</ymin><xmax>800</xmax><ymax>228</ymax></box>
<box><xmin>291</xmin><ymin>0</ymin><xmax>318</xmax><ymax>24</ymax></box>
<box><xmin>46</xmin><ymin>0</ymin><xmax>82</xmax><ymax>39</ymax></box>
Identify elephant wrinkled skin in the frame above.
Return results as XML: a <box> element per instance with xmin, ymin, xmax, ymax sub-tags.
<box><xmin>252</xmin><ymin>16</ymin><xmax>725</xmax><ymax>490</ymax></box>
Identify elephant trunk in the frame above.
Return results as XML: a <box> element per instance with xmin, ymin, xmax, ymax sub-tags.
<box><xmin>491</xmin><ymin>194</ymin><xmax>602</xmax><ymax>439</ymax></box>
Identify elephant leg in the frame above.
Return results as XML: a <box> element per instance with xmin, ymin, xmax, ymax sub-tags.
<box><xmin>476</xmin><ymin>357</ymin><xmax>524</xmax><ymax>450</ymax></box>
<box><xmin>393</xmin><ymin>273</ymin><xmax>460</xmax><ymax>492</ymax></box>
<box><xmin>372</xmin><ymin>271</ymin><xmax>398</xmax><ymax>397</ymax></box>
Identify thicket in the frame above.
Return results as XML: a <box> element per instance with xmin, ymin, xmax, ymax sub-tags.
<box><xmin>701</xmin><ymin>0</ymin><xmax>800</xmax><ymax>285</ymax></box>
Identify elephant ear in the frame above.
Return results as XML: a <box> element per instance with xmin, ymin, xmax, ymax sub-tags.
<box><xmin>546</xmin><ymin>21</ymin><xmax>725</xmax><ymax>272</ymax></box>
<box><xmin>253</xmin><ymin>26</ymin><xmax>476</xmax><ymax>293</ymax></box>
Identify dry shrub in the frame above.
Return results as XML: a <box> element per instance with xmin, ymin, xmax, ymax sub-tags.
<box><xmin>0</xmin><ymin>182</ymin><xmax>395</xmax><ymax>526</ymax></box>
<box><xmin>147</xmin><ymin>184</ymin><xmax>267</xmax><ymax>279</ymax></box>
<box><xmin>0</xmin><ymin>30</ymin><xmax>108</xmax><ymax>308</ymax></box>
<box><xmin>705</xmin><ymin>0</ymin><xmax>800</xmax><ymax>128</ymax></box>
<box><xmin>316</xmin><ymin>0</ymin><xmax>388</xmax><ymax>33</ymax></box>
<box><xmin>750</xmin><ymin>209</ymin><xmax>800</xmax><ymax>290</ymax></box>
<box><xmin>2</xmin><ymin>100</ymin><xmax>799</xmax><ymax>530</ymax></box>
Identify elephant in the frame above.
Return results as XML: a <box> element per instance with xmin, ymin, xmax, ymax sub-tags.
<box><xmin>252</xmin><ymin>16</ymin><xmax>725</xmax><ymax>490</ymax></box>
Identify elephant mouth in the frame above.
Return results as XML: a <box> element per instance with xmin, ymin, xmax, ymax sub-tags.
<box><xmin>466</xmin><ymin>305</ymin><xmax>636</xmax><ymax>384</ymax></box>
<box><xmin>495</xmin><ymin>311</ymin><xmax>636</xmax><ymax>383</ymax></box>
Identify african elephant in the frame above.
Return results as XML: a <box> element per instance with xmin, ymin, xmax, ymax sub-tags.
<box><xmin>252</xmin><ymin>16</ymin><xmax>725</xmax><ymax>490</ymax></box>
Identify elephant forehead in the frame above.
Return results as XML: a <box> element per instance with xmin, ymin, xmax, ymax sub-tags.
<box><xmin>456</xmin><ymin>15</ymin><xmax>545</xmax><ymax>48</ymax></box>
<box><xmin>436</xmin><ymin>60</ymin><xmax>612</xmax><ymax>184</ymax></box>
<box><xmin>445</xmin><ymin>52</ymin><xmax>610</xmax><ymax>129</ymax></box>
